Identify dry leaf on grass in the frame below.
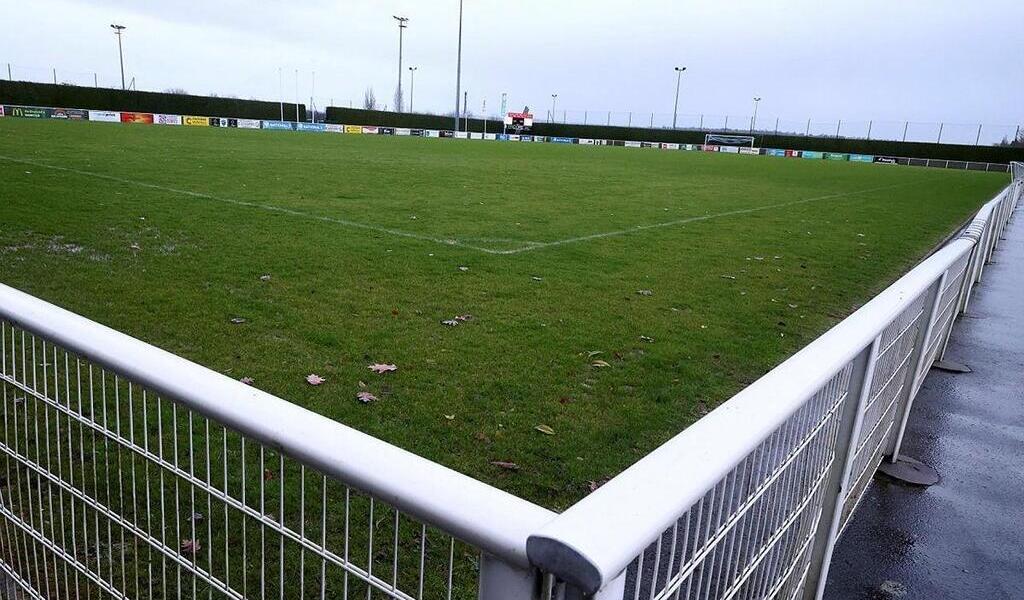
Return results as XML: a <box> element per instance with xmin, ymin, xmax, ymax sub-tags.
<box><xmin>441</xmin><ymin>319</ymin><xmax>460</xmax><ymax>327</ymax></box>
<box><xmin>306</xmin><ymin>374</ymin><xmax>325</xmax><ymax>386</ymax></box>
<box><xmin>368</xmin><ymin>363</ymin><xmax>398</xmax><ymax>374</ymax></box>
<box><xmin>591</xmin><ymin>359</ymin><xmax>611</xmax><ymax>368</ymax></box>
<box><xmin>181</xmin><ymin>539</ymin><xmax>200</xmax><ymax>555</ymax></box>
<box><xmin>259</xmin><ymin>274</ymin><xmax>271</xmax><ymax>281</ymax></box>
<box><xmin>230</xmin><ymin>317</ymin><xmax>247</xmax><ymax>325</ymax></box>
<box><xmin>639</xmin><ymin>336</ymin><xmax>654</xmax><ymax>343</ymax></box>
<box><xmin>637</xmin><ymin>289</ymin><xmax>653</xmax><ymax>297</ymax></box>
<box><xmin>535</xmin><ymin>424</ymin><xmax>556</xmax><ymax>435</ymax></box>
<box><xmin>490</xmin><ymin>461</ymin><xmax>520</xmax><ymax>471</ymax></box>
<box><xmin>356</xmin><ymin>391</ymin><xmax>378</xmax><ymax>403</ymax></box>
<box><xmin>239</xmin><ymin>377</ymin><xmax>255</xmax><ymax>386</ymax></box>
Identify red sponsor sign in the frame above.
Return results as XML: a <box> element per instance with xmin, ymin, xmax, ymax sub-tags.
<box><xmin>120</xmin><ymin>112</ymin><xmax>154</xmax><ymax>124</ymax></box>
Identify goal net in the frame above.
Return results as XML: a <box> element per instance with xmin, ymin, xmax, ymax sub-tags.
<box><xmin>1012</xmin><ymin>161</ymin><xmax>1024</xmax><ymax>182</ymax></box>
<box><xmin>705</xmin><ymin>134</ymin><xmax>755</xmax><ymax>148</ymax></box>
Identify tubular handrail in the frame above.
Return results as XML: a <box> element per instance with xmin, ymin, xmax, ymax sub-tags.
<box><xmin>526</xmin><ymin>190</ymin><xmax>1011</xmax><ymax>594</ymax></box>
<box><xmin>0</xmin><ymin>283</ymin><xmax>555</xmax><ymax>569</ymax></box>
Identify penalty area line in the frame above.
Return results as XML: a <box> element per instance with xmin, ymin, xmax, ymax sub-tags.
<box><xmin>494</xmin><ymin>181</ymin><xmax>918</xmax><ymax>255</ymax></box>
<box><xmin>0</xmin><ymin>155</ymin><xmax>509</xmax><ymax>255</ymax></box>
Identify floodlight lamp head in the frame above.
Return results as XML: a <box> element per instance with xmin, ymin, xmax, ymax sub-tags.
<box><xmin>110</xmin><ymin>24</ymin><xmax>125</xmax><ymax>31</ymax></box>
<box><xmin>393</xmin><ymin>15</ymin><xmax>409</xmax><ymax>26</ymax></box>
<box><xmin>675</xmin><ymin>66</ymin><xmax>687</xmax><ymax>72</ymax></box>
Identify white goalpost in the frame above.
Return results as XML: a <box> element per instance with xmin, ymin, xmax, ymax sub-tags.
<box><xmin>704</xmin><ymin>133</ymin><xmax>756</xmax><ymax>148</ymax></box>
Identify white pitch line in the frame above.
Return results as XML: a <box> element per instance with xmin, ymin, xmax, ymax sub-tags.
<box><xmin>0</xmin><ymin>155</ymin><xmax>507</xmax><ymax>255</ymax></box>
<box><xmin>494</xmin><ymin>181</ymin><xmax>918</xmax><ymax>254</ymax></box>
<box><xmin>2</xmin><ymin>154</ymin><xmax>915</xmax><ymax>257</ymax></box>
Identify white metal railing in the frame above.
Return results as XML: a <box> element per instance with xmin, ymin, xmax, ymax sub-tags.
<box><xmin>527</xmin><ymin>176</ymin><xmax>1021</xmax><ymax>599</ymax></box>
<box><xmin>0</xmin><ymin>172</ymin><xmax>1020</xmax><ymax>600</ymax></box>
<box><xmin>0</xmin><ymin>285</ymin><xmax>555</xmax><ymax>599</ymax></box>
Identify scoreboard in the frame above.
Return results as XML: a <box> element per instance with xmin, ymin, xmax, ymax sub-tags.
<box><xmin>504</xmin><ymin>112</ymin><xmax>534</xmax><ymax>133</ymax></box>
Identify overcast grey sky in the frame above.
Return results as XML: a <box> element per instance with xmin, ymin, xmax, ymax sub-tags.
<box><xmin>3</xmin><ymin>0</ymin><xmax>1022</xmax><ymax>135</ymax></box>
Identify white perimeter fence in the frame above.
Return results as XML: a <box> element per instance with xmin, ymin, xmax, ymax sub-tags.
<box><xmin>1</xmin><ymin>165</ymin><xmax>1022</xmax><ymax>600</ymax></box>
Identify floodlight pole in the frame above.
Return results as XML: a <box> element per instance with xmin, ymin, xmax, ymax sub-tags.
<box><xmin>672</xmin><ymin>66</ymin><xmax>687</xmax><ymax>129</ymax></box>
<box><xmin>393</xmin><ymin>16</ymin><xmax>408</xmax><ymax>112</ymax></box>
<box><xmin>110</xmin><ymin>24</ymin><xmax>126</xmax><ymax>91</ymax></box>
<box><xmin>751</xmin><ymin>97</ymin><xmax>761</xmax><ymax>133</ymax></box>
<box><xmin>454</xmin><ymin>0</ymin><xmax>463</xmax><ymax>131</ymax></box>
<box><xmin>278</xmin><ymin>67</ymin><xmax>284</xmax><ymax>121</ymax></box>
<box><xmin>294</xmin><ymin>69</ymin><xmax>299</xmax><ymax>122</ymax></box>
<box><xmin>551</xmin><ymin>94</ymin><xmax>557</xmax><ymax>123</ymax></box>
<box><xmin>408</xmin><ymin>67</ymin><xmax>417</xmax><ymax>113</ymax></box>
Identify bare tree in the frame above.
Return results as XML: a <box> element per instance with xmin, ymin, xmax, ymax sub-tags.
<box><xmin>163</xmin><ymin>87</ymin><xmax>189</xmax><ymax>95</ymax></box>
<box><xmin>393</xmin><ymin>86</ymin><xmax>404</xmax><ymax>113</ymax></box>
<box><xmin>363</xmin><ymin>87</ymin><xmax>378</xmax><ymax>110</ymax></box>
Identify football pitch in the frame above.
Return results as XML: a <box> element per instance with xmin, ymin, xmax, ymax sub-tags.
<box><xmin>0</xmin><ymin>118</ymin><xmax>1007</xmax><ymax>509</ymax></box>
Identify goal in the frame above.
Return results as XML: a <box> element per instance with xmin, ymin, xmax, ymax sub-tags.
<box><xmin>705</xmin><ymin>134</ymin><xmax>756</xmax><ymax>148</ymax></box>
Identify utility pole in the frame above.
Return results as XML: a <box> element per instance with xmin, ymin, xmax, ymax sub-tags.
<box><xmin>672</xmin><ymin>66</ymin><xmax>687</xmax><ymax>129</ymax></box>
<box><xmin>294</xmin><ymin>69</ymin><xmax>299</xmax><ymax>122</ymax></box>
<box><xmin>454</xmin><ymin>0</ymin><xmax>464</xmax><ymax>131</ymax></box>
<box><xmin>408</xmin><ymin>67</ymin><xmax>418</xmax><ymax>113</ymax></box>
<box><xmin>310</xmin><ymin>70</ymin><xmax>316</xmax><ymax>122</ymax></box>
<box><xmin>751</xmin><ymin>97</ymin><xmax>761</xmax><ymax>133</ymax></box>
<box><xmin>463</xmin><ymin>91</ymin><xmax>468</xmax><ymax>131</ymax></box>
<box><xmin>551</xmin><ymin>94</ymin><xmax>557</xmax><ymax>123</ymax></box>
<box><xmin>110</xmin><ymin>24</ymin><xmax>127</xmax><ymax>90</ymax></box>
<box><xmin>278</xmin><ymin>68</ymin><xmax>284</xmax><ymax>121</ymax></box>
<box><xmin>393</xmin><ymin>16</ymin><xmax>409</xmax><ymax>112</ymax></box>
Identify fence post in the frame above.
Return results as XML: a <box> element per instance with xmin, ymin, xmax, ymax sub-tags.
<box><xmin>975</xmin><ymin>124</ymin><xmax>983</xmax><ymax>146</ymax></box>
<box><xmin>902</xmin><ymin>121</ymin><xmax>909</xmax><ymax>142</ymax></box>
<box><xmin>886</xmin><ymin>272</ymin><xmax>946</xmax><ymax>462</ymax></box>
<box><xmin>866</xmin><ymin>120</ymin><xmax>873</xmax><ymax>141</ymax></box>
<box><xmin>804</xmin><ymin>339</ymin><xmax>880</xmax><ymax>600</ymax></box>
<box><xmin>937</xmin><ymin>122</ymin><xmax>944</xmax><ymax>144</ymax></box>
<box><xmin>478</xmin><ymin>554</ymin><xmax>541</xmax><ymax>600</ymax></box>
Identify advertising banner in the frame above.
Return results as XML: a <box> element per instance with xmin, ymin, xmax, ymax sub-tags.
<box><xmin>89</xmin><ymin>110</ymin><xmax>120</xmax><ymax>122</ymax></box>
<box><xmin>785</xmin><ymin>149</ymin><xmax>801</xmax><ymax>157</ymax></box>
<box><xmin>662</xmin><ymin>143</ymin><xmax>680</xmax><ymax>150</ymax></box>
<box><xmin>520</xmin><ymin>135</ymin><xmax>535</xmax><ymax>142</ymax></box>
<box><xmin>263</xmin><ymin>120</ymin><xmax>294</xmax><ymax>130</ymax></box>
<box><xmin>154</xmin><ymin>114</ymin><xmax>182</xmax><ymax>125</ymax></box>
<box><xmin>439</xmin><ymin>130</ymin><xmax>455</xmax><ymax>138</ymax></box>
<box><xmin>120</xmin><ymin>112</ymin><xmax>155</xmax><ymax>124</ymax></box>
<box><xmin>802</xmin><ymin>151</ymin><xmax>823</xmax><ymax>159</ymax></box>
<box><xmin>578</xmin><ymin>138</ymin><xmax>595</xmax><ymax>145</ymax></box>
<box><xmin>454</xmin><ymin>131</ymin><xmax>469</xmax><ymax>139</ymax></box>
<box><xmin>550</xmin><ymin>136</ymin><xmax>575</xmax><ymax>144</ymax></box>
<box><xmin>410</xmin><ymin>129</ymin><xmax>425</xmax><ymax>137</ymax></box>
<box><xmin>702</xmin><ymin>145</ymin><xmax>718</xmax><ymax>152</ymax></box>
<box><xmin>423</xmin><ymin>130</ymin><xmax>439</xmax><ymax>138</ymax></box>
<box><xmin>849</xmin><ymin>154</ymin><xmax>874</xmax><ymax>163</ymax></box>
<box><xmin>640</xmin><ymin>141</ymin><xmax>656</xmax><ymax>148</ymax></box>
<box><xmin>496</xmin><ymin>134</ymin><xmax>510</xmax><ymax>141</ymax></box>
<box><xmin>739</xmin><ymin>147</ymin><xmax>759</xmax><ymax>155</ymax></box>
<box><xmin>625</xmin><ymin>141</ymin><xmax>642</xmax><ymax>148</ymax></box>
<box><xmin>765</xmin><ymin>149</ymin><xmax>786</xmax><ymax>157</ymax></box>
<box><xmin>183</xmin><ymin>115</ymin><xmax>210</xmax><ymax>127</ymax></box>
<box><xmin>50</xmin><ymin>108</ymin><xmax>89</xmax><ymax>120</ymax></box>
<box><xmin>379</xmin><ymin>127</ymin><xmax>395</xmax><ymax>135</ymax></box>
<box><xmin>873</xmin><ymin>156</ymin><xmax>898</xmax><ymax>165</ymax></box>
<box><xmin>825</xmin><ymin>153</ymin><xmax>849</xmax><ymax>161</ymax></box>
<box><xmin>7</xmin><ymin>106</ymin><xmax>51</xmax><ymax>119</ymax></box>
<box><xmin>467</xmin><ymin>132</ymin><xmax>481</xmax><ymax>140</ymax></box>
<box><xmin>532</xmin><ymin>136</ymin><xmax>547</xmax><ymax>143</ymax></box>
<box><xmin>361</xmin><ymin>126</ymin><xmax>379</xmax><ymax>135</ymax></box>
<box><xmin>297</xmin><ymin>122</ymin><xmax>326</xmax><ymax>132</ymax></box>
<box><xmin>507</xmin><ymin>134</ymin><xmax>521</xmax><ymax>141</ymax></box>
<box><xmin>344</xmin><ymin>125</ymin><xmax>363</xmax><ymax>134</ymax></box>
<box><xmin>236</xmin><ymin>119</ymin><xmax>261</xmax><ymax>129</ymax></box>
<box><xmin>209</xmin><ymin>118</ymin><xmax>238</xmax><ymax>127</ymax></box>
<box><xmin>395</xmin><ymin>128</ymin><xmax>411</xmax><ymax>136</ymax></box>
<box><xmin>483</xmin><ymin>133</ymin><xmax>497</xmax><ymax>140</ymax></box>
<box><xmin>718</xmin><ymin>146</ymin><xmax>740</xmax><ymax>154</ymax></box>
<box><xmin>0</xmin><ymin>105</ymin><xmax>5</xmax><ymax>117</ymax></box>
<box><xmin>325</xmin><ymin>124</ymin><xmax>344</xmax><ymax>133</ymax></box>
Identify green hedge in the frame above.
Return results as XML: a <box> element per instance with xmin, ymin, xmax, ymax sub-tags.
<box><xmin>0</xmin><ymin>80</ymin><xmax>306</xmax><ymax>121</ymax></box>
<box><xmin>326</xmin><ymin>107</ymin><xmax>1024</xmax><ymax>164</ymax></box>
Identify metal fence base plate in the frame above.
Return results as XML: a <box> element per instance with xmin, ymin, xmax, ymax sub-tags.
<box><xmin>933</xmin><ymin>360</ymin><xmax>972</xmax><ymax>373</ymax></box>
<box><xmin>878</xmin><ymin>456</ymin><xmax>940</xmax><ymax>486</ymax></box>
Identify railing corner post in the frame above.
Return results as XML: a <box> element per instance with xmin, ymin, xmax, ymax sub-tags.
<box><xmin>479</xmin><ymin>553</ymin><xmax>544</xmax><ymax>600</ymax></box>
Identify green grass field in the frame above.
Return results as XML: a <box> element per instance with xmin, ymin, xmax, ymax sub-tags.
<box><xmin>0</xmin><ymin>118</ymin><xmax>1007</xmax><ymax>510</ymax></box>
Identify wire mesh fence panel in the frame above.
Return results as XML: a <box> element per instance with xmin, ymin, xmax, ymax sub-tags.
<box><xmin>619</xmin><ymin>365</ymin><xmax>853</xmax><ymax>600</ymax></box>
<box><xmin>0</xmin><ymin>323</ymin><xmax>484</xmax><ymax>600</ymax></box>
